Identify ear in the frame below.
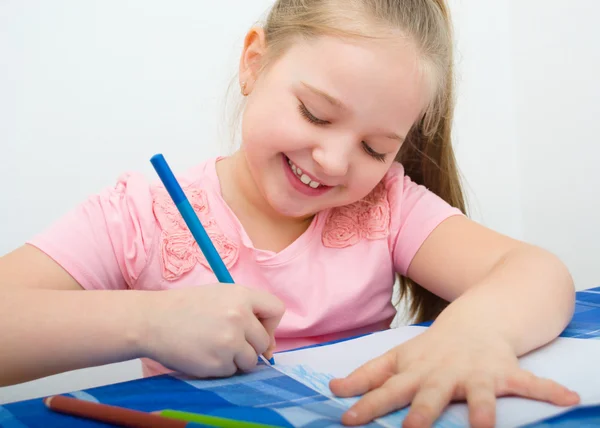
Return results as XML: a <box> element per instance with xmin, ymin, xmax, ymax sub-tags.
<box><xmin>238</xmin><ymin>27</ymin><xmax>267</xmax><ymax>95</ymax></box>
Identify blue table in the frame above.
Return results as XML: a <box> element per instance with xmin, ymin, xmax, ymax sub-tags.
<box><xmin>1</xmin><ymin>287</ymin><xmax>599</xmax><ymax>428</ymax></box>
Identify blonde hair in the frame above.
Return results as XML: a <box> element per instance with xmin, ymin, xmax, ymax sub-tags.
<box><xmin>229</xmin><ymin>0</ymin><xmax>466</xmax><ymax>323</ymax></box>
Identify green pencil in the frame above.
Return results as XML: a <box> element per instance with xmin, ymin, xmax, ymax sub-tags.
<box><xmin>159</xmin><ymin>410</ymin><xmax>284</xmax><ymax>428</ymax></box>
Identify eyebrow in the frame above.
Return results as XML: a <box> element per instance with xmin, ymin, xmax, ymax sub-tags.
<box><xmin>300</xmin><ymin>81</ymin><xmax>405</xmax><ymax>143</ymax></box>
<box><xmin>301</xmin><ymin>81</ymin><xmax>346</xmax><ymax>109</ymax></box>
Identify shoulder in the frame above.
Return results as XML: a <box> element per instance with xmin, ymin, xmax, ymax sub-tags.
<box><xmin>320</xmin><ymin>163</ymin><xmax>402</xmax><ymax>248</ymax></box>
<box><xmin>101</xmin><ymin>157</ymin><xmax>220</xmax><ymax>271</ymax></box>
<box><xmin>381</xmin><ymin>161</ymin><xmax>426</xmax><ymax>201</ymax></box>
<box><xmin>320</xmin><ymin>162</ymin><xmax>462</xmax><ymax>249</ymax></box>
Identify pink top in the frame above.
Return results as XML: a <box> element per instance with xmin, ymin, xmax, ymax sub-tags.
<box><xmin>28</xmin><ymin>157</ymin><xmax>462</xmax><ymax>376</ymax></box>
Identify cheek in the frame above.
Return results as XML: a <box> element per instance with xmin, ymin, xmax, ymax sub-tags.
<box><xmin>346</xmin><ymin>166</ymin><xmax>388</xmax><ymax>199</ymax></box>
<box><xmin>242</xmin><ymin>95</ymin><xmax>309</xmax><ymax>154</ymax></box>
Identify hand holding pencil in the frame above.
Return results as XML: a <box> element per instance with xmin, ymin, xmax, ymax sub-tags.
<box><xmin>143</xmin><ymin>154</ymin><xmax>282</xmax><ymax>376</ymax></box>
<box><xmin>140</xmin><ymin>284</ymin><xmax>282</xmax><ymax>377</ymax></box>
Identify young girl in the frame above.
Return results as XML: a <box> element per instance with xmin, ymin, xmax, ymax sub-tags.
<box><xmin>0</xmin><ymin>0</ymin><xmax>580</xmax><ymax>427</ymax></box>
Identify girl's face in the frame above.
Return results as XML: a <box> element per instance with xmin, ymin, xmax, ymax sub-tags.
<box><xmin>239</xmin><ymin>32</ymin><xmax>431</xmax><ymax>220</ymax></box>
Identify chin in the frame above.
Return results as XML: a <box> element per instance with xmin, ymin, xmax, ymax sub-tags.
<box><xmin>273</xmin><ymin>201</ymin><xmax>316</xmax><ymax>220</ymax></box>
<box><xmin>263</xmin><ymin>193</ymin><xmax>317</xmax><ymax>220</ymax></box>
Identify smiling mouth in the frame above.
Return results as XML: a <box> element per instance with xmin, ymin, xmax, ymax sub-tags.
<box><xmin>285</xmin><ymin>156</ymin><xmax>325</xmax><ymax>189</ymax></box>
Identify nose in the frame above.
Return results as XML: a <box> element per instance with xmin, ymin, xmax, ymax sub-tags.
<box><xmin>312</xmin><ymin>140</ymin><xmax>351</xmax><ymax>178</ymax></box>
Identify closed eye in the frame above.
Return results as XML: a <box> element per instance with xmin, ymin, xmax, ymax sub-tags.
<box><xmin>298</xmin><ymin>102</ymin><xmax>329</xmax><ymax>125</ymax></box>
<box><xmin>362</xmin><ymin>141</ymin><xmax>387</xmax><ymax>162</ymax></box>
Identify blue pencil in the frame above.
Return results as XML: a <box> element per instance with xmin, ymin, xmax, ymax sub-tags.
<box><xmin>151</xmin><ymin>154</ymin><xmax>234</xmax><ymax>283</ymax></box>
<box><xmin>150</xmin><ymin>154</ymin><xmax>274</xmax><ymax>365</ymax></box>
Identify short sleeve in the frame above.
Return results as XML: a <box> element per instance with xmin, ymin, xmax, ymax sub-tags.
<box><xmin>386</xmin><ymin>163</ymin><xmax>463</xmax><ymax>276</ymax></box>
<box><xmin>27</xmin><ymin>172</ymin><xmax>157</xmax><ymax>290</ymax></box>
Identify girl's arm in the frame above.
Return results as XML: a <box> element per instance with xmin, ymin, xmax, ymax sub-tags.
<box><xmin>406</xmin><ymin>215</ymin><xmax>575</xmax><ymax>355</ymax></box>
<box><xmin>0</xmin><ymin>244</ymin><xmax>284</xmax><ymax>387</ymax></box>
<box><xmin>331</xmin><ymin>215</ymin><xmax>577</xmax><ymax>427</ymax></box>
<box><xmin>0</xmin><ymin>244</ymin><xmax>146</xmax><ymax>386</ymax></box>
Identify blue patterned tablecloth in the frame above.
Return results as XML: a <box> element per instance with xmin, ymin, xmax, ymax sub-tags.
<box><xmin>1</xmin><ymin>287</ymin><xmax>599</xmax><ymax>428</ymax></box>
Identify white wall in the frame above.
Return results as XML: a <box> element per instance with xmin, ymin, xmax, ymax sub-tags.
<box><xmin>449</xmin><ymin>0</ymin><xmax>523</xmax><ymax>237</ymax></box>
<box><xmin>1</xmin><ymin>0</ymin><xmax>599</xmax><ymax>405</ymax></box>
<box><xmin>0</xmin><ymin>0</ymin><xmax>273</xmax><ymax>254</ymax></box>
<box><xmin>510</xmin><ymin>0</ymin><xmax>600</xmax><ymax>291</ymax></box>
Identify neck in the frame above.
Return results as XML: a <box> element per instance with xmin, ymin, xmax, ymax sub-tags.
<box><xmin>216</xmin><ymin>150</ymin><xmax>314</xmax><ymax>228</ymax></box>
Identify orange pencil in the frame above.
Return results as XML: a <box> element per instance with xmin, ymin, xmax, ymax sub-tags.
<box><xmin>43</xmin><ymin>395</ymin><xmax>192</xmax><ymax>428</ymax></box>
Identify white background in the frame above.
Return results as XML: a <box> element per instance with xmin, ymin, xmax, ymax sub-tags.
<box><xmin>1</xmin><ymin>0</ymin><xmax>598</xmax><ymax>405</ymax></box>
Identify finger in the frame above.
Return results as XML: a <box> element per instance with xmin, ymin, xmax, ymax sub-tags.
<box><xmin>340</xmin><ymin>371</ymin><xmax>421</xmax><ymax>426</ymax></box>
<box><xmin>248</xmin><ymin>289</ymin><xmax>286</xmax><ymax>337</ymax></box>
<box><xmin>466</xmin><ymin>375</ymin><xmax>497</xmax><ymax>428</ymax></box>
<box><xmin>402</xmin><ymin>372</ymin><xmax>457</xmax><ymax>428</ymax></box>
<box><xmin>244</xmin><ymin>313</ymin><xmax>272</xmax><ymax>356</ymax></box>
<box><xmin>234</xmin><ymin>342</ymin><xmax>260</xmax><ymax>372</ymax></box>
<box><xmin>329</xmin><ymin>351</ymin><xmax>397</xmax><ymax>397</ymax></box>
<box><xmin>501</xmin><ymin>370</ymin><xmax>580</xmax><ymax>406</ymax></box>
<box><xmin>202</xmin><ymin>356</ymin><xmax>237</xmax><ymax>378</ymax></box>
<box><xmin>263</xmin><ymin>336</ymin><xmax>276</xmax><ymax>360</ymax></box>
<box><xmin>214</xmin><ymin>362</ymin><xmax>237</xmax><ymax>377</ymax></box>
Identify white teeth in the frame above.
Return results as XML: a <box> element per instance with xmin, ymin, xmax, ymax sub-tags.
<box><xmin>286</xmin><ymin>157</ymin><xmax>322</xmax><ymax>189</ymax></box>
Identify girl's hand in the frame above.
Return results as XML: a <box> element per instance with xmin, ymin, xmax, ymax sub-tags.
<box><xmin>329</xmin><ymin>326</ymin><xmax>580</xmax><ymax>428</ymax></box>
<box><xmin>139</xmin><ymin>283</ymin><xmax>285</xmax><ymax>378</ymax></box>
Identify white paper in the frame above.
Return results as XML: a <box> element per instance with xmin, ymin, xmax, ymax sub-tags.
<box><xmin>273</xmin><ymin>326</ymin><xmax>600</xmax><ymax>427</ymax></box>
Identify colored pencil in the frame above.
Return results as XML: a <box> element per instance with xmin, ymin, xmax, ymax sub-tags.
<box><xmin>160</xmin><ymin>409</ymin><xmax>284</xmax><ymax>428</ymax></box>
<box><xmin>150</xmin><ymin>153</ymin><xmax>234</xmax><ymax>283</ymax></box>
<box><xmin>43</xmin><ymin>395</ymin><xmax>200</xmax><ymax>428</ymax></box>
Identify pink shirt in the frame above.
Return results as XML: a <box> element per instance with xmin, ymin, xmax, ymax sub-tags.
<box><xmin>28</xmin><ymin>157</ymin><xmax>462</xmax><ymax>376</ymax></box>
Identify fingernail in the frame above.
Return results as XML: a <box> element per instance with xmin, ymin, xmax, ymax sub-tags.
<box><xmin>472</xmin><ymin>407</ymin><xmax>493</xmax><ymax>425</ymax></box>
<box><xmin>407</xmin><ymin>413</ymin><xmax>425</xmax><ymax>426</ymax></box>
<box><xmin>345</xmin><ymin>409</ymin><xmax>359</xmax><ymax>421</ymax></box>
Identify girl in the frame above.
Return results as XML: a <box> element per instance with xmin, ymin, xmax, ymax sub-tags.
<box><xmin>0</xmin><ymin>0</ymin><xmax>579</xmax><ymax>427</ymax></box>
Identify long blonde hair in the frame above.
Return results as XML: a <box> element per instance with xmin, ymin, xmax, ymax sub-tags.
<box><xmin>232</xmin><ymin>0</ymin><xmax>466</xmax><ymax>323</ymax></box>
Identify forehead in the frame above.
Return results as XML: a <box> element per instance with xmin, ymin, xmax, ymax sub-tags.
<box><xmin>271</xmin><ymin>35</ymin><xmax>432</xmax><ymax>131</ymax></box>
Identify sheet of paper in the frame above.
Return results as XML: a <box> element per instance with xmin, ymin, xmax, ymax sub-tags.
<box><xmin>272</xmin><ymin>326</ymin><xmax>600</xmax><ymax>428</ymax></box>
